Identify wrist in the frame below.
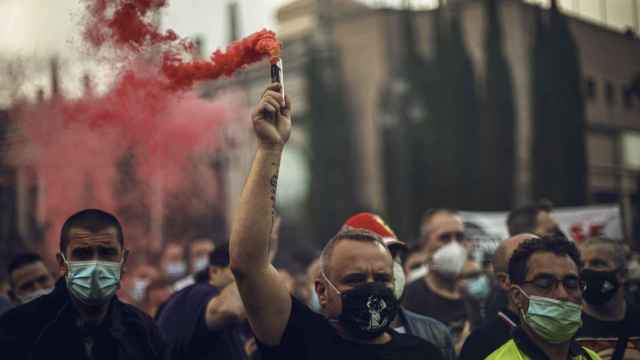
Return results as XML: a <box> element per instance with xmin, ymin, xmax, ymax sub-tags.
<box><xmin>257</xmin><ymin>143</ymin><xmax>285</xmax><ymax>154</ymax></box>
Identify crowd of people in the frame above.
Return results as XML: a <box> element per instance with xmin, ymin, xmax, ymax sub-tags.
<box><xmin>1</xmin><ymin>83</ymin><xmax>640</xmax><ymax>359</ymax></box>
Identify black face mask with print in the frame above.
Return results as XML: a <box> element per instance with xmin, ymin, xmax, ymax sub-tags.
<box><xmin>338</xmin><ymin>282</ymin><xmax>399</xmax><ymax>340</ymax></box>
<box><xmin>580</xmin><ymin>268</ymin><xmax>620</xmax><ymax>306</ymax></box>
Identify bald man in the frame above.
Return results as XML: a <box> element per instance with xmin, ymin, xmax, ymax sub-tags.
<box><xmin>458</xmin><ymin>234</ymin><xmax>539</xmax><ymax>360</ymax></box>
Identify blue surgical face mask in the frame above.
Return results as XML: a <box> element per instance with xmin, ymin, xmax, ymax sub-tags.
<box><xmin>309</xmin><ymin>285</ymin><xmax>321</xmax><ymax>313</ymax></box>
<box><xmin>164</xmin><ymin>261</ymin><xmax>187</xmax><ymax>279</ymax></box>
<box><xmin>465</xmin><ymin>274</ymin><xmax>491</xmax><ymax>300</ymax></box>
<box><xmin>515</xmin><ymin>286</ymin><xmax>582</xmax><ymax>344</ymax></box>
<box><xmin>62</xmin><ymin>253</ymin><xmax>123</xmax><ymax>306</ymax></box>
<box><xmin>192</xmin><ymin>257</ymin><xmax>210</xmax><ymax>273</ymax></box>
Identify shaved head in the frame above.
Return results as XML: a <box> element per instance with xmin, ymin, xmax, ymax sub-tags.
<box><xmin>493</xmin><ymin>233</ymin><xmax>539</xmax><ymax>290</ymax></box>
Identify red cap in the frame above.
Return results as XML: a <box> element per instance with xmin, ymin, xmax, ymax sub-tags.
<box><xmin>342</xmin><ymin>212</ymin><xmax>407</xmax><ymax>252</ymax></box>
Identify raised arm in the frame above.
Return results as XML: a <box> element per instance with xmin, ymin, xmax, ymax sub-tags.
<box><xmin>229</xmin><ymin>83</ymin><xmax>292</xmax><ymax>346</ymax></box>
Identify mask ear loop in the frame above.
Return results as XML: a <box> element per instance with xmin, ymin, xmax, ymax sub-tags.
<box><xmin>511</xmin><ymin>285</ymin><xmax>530</xmax><ymax>320</ymax></box>
<box><xmin>320</xmin><ymin>270</ymin><xmax>344</xmax><ymax>324</ymax></box>
<box><xmin>321</xmin><ymin>270</ymin><xmax>342</xmax><ymax>295</ymax></box>
<box><xmin>60</xmin><ymin>253</ymin><xmax>71</xmax><ymax>273</ymax></box>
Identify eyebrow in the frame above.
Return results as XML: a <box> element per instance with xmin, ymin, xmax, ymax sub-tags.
<box><xmin>341</xmin><ymin>271</ymin><xmax>366</xmax><ymax>278</ymax></box>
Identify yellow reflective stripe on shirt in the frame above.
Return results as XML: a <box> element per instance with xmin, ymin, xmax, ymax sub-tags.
<box><xmin>484</xmin><ymin>340</ymin><xmax>603</xmax><ymax>360</ymax></box>
<box><xmin>485</xmin><ymin>340</ymin><xmax>526</xmax><ymax>360</ymax></box>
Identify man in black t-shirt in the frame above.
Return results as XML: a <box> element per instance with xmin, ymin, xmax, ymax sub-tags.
<box><xmin>229</xmin><ymin>84</ymin><xmax>442</xmax><ymax>360</ymax></box>
<box><xmin>576</xmin><ymin>237</ymin><xmax>640</xmax><ymax>359</ymax></box>
<box><xmin>402</xmin><ymin>277</ymin><xmax>466</xmax><ymax>341</ymax></box>
<box><xmin>403</xmin><ymin>209</ymin><xmax>471</xmax><ymax>350</ymax></box>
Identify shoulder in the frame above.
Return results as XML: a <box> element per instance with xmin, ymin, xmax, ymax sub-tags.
<box><xmin>581</xmin><ymin>346</ymin><xmax>602</xmax><ymax>360</ymax></box>
<box><xmin>170</xmin><ymin>283</ymin><xmax>218</xmax><ymax>302</ymax></box>
<box><xmin>115</xmin><ymin>299</ymin><xmax>163</xmax><ymax>337</ymax></box>
<box><xmin>391</xmin><ymin>331</ymin><xmax>444</xmax><ymax>357</ymax></box>
<box><xmin>113</xmin><ymin>301</ymin><xmax>167</xmax><ymax>357</ymax></box>
<box><xmin>402</xmin><ymin>308</ymin><xmax>446</xmax><ymax>328</ymax></box>
<box><xmin>484</xmin><ymin>339</ymin><xmax>520</xmax><ymax>360</ymax></box>
<box><xmin>115</xmin><ymin>300</ymin><xmax>166</xmax><ymax>341</ymax></box>
<box><xmin>117</xmin><ymin>300</ymin><xmax>156</xmax><ymax>325</ymax></box>
<box><xmin>459</xmin><ymin>317</ymin><xmax>515</xmax><ymax>360</ymax></box>
<box><xmin>462</xmin><ymin>323</ymin><xmax>496</xmax><ymax>344</ymax></box>
<box><xmin>158</xmin><ymin>283</ymin><xmax>217</xmax><ymax>319</ymax></box>
<box><xmin>401</xmin><ymin>308</ymin><xmax>452</xmax><ymax>341</ymax></box>
<box><xmin>288</xmin><ymin>295</ymin><xmax>328</xmax><ymax>328</ymax></box>
<box><xmin>0</xmin><ymin>290</ymin><xmax>65</xmax><ymax>331</ymax></box>
<box><xmin>259</xmin><ymin>296</ymin><xmax>330</xmax><ymax>346</ymax></box>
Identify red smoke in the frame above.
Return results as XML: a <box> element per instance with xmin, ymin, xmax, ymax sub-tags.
<box><xmin>84</xmin><ymin>0</ymin><xmax>178</xmax><ymax>50</ymax></box>
<box><xmin>83</xmin><ymin>0</ymin><xmax>281</xmax><ymax>89</ymax></box>
<box><xmin>9</xmin><ymin>0</ymin><xmax>276</xmax><ymax>258</ymax></box>
<box><xmin>162</xmin><ymin>29</ymin><xmax>280</xmax><ymax>89</ymax></box>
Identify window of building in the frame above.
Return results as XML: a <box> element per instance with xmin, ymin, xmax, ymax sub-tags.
<box><xmin>585</xmin><ymin>77</ymin><xmax>596</xmax><ymax>100</ymax></box>
<box><xmin>605</xmin><ymin>81</ymin><xmax>615</xmax><ymax>106</ymax></box>
<box><xmin>622</xmin><ymin>132</ymin><xmax>640</xmax><ymax>170</ymax></box>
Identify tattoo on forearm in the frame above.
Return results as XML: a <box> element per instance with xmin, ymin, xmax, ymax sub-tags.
<box><xmin>268</xmin><ymin>162</ymin><xmax>279</xmax><ymax>254</ymax></box>
<box><xmin>270</xmin><ymin>174</ymin><xmax>278</xmax><ymax>216</ymax></box>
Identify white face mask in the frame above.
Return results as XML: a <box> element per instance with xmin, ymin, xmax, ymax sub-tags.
<box><xmin>164</xmin><ymin>261</ymin><xmax>187</xmax><ymax>279</ymax></box>
<box><xmin>17</xmin><ymin>287</ymin><xmax>53</xmax><ymax>304</ymax></box>
<box><xmin>130</xmin><ymin>278</ymin><xmax>150</xmax><ymax>303</ymax></box>
<box><xmin>393</xmin><ymin>260</ymin><xmax>406</xmax><ymax>300</ymax></box>
<box><xmin>430</xmin><ymin>241</ymin><xmax>467</xmax><ymax>277</ymax></box>
<box><xmin>192</xmin><ymin>257</ymin><xmax>209</xmax><ymax>272</ymax></box>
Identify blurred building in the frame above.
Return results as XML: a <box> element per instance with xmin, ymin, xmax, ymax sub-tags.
<box><xmin>205</xmin><ymin>0</ymin><xmax>640</xmax><ymax>245</ymax></box>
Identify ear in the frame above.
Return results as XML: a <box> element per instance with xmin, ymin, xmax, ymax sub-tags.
<box><xmin>496</xmin><ymin>272</ymin><xmax>510</xmax><ymax>291</ymax></box>
<box><xmin>315</xmin><ymin>280</ymin><xmax>328</xmax><ymax>307</ymax></box>
<box><xmin>56</xmin><ymin>252</ymin><xmax>68</xmax><ymax>276</ymax></box>
<box><xmin>208</xmin><ymin>266</ymin><xmax>217</xmax><ymax>279</ymax></box>
<box><xmin>509</xmin><ymin>286</ymin><xmax>527</xmax><ymax>313</ymax></box>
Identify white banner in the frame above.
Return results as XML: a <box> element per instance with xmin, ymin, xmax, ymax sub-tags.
<box><xmin>460</xmin><ymin>204</ymin><xmax>623</xmax><ymax>251</ymax></box>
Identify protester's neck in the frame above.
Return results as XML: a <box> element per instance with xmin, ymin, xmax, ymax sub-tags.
<box><xmin>584</xmin><ymin>291</ymin><xmax>626</xmax><ymax>321</ymax></box>
<box><xmin>70</xmin><ymin>295</ymin><xmax>110</xmax><ymax>325</ymax></box>
<box><xmin>522</xmin><ymin>324</ymin><xmax>571</xmax><ymax>360</ymax></box>
<box><xmin>426</xmin><ymin>271</ymin><xmax>460</xmax><ymax>300</ymax></box>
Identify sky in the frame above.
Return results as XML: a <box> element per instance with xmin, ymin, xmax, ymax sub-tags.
<box><xmin>0</xmin><ymin>0</ymin><xmax>638</xmax><ymax>104</ymax></box>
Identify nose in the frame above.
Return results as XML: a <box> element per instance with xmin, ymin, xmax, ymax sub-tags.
<box><xmin>553</xmin><ymin>282</ymin><xmax>571</xmax><ymax>301</ymax></box>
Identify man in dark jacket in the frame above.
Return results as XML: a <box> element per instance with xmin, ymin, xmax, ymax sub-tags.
<box><xmin>0</xmin><ymin>209</ymin><xmax>167</xmax><ymax>360</ymax></box>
